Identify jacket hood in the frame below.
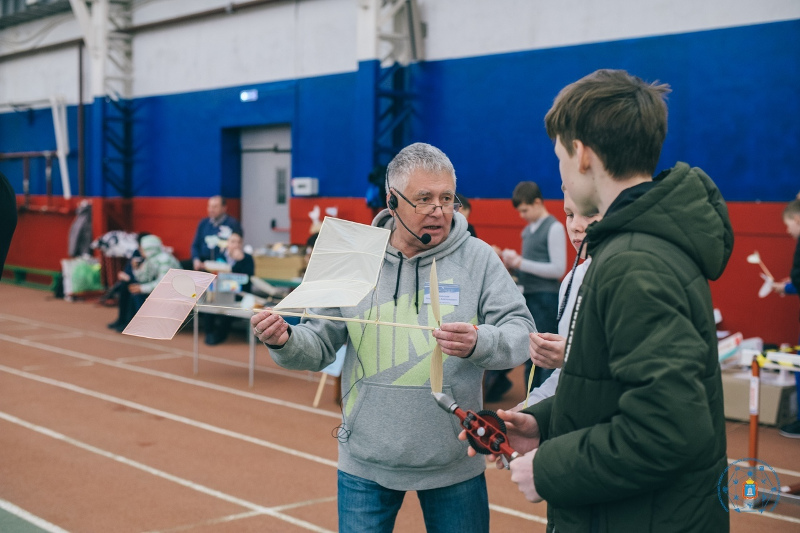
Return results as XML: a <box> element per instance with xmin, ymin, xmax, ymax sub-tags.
<box><xmin>371</xmin><ymin>209</ymin><xmax>470</xmax><ymax>266</ymax></box>
<box><xmin>586</xmin><ymin>162</ymin><xmax>733</xmax><ymax>280</ymax></box>
<box><xmin>140</xmin><ymin>235</ymin><xmax>164</xmax><ymax>258</ymax></box>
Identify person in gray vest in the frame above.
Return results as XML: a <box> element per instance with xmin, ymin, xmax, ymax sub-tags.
<box><xmin>486</xmin><ymin>181</ymin><xmax>566</xmax><ymax>402</ymax></box>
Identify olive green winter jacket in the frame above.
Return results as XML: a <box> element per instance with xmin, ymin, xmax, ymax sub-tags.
<box><xmin>525</xmin><ymin>163</ymin><xmax>733</xmax><ymax>533</ymax></box>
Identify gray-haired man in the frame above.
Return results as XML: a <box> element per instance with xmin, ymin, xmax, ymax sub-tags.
<box><xmin>253</xmin><ymin>142</ymin><xmax>534</xmax><ymax>532</ymax></box>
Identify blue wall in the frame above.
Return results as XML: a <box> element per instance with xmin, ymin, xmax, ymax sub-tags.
<box><xmin>1</xmin><ymin>19</ymin><xmax>797</xmax><ymax>203</ymax></box>
<box><xmin>410</xmin><ymin>19</ymin><xmax>800</xmax><ymax>202</ymax></box>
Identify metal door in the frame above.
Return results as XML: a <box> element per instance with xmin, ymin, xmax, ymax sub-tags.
<box><xmin>240</xmin><ymin>126</ymin><xmax>292</xmax><ymax>250</ymax></box>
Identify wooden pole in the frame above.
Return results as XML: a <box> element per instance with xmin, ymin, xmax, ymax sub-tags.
<box><xmin>312</xmin><ymin>374</ymin><xmax>327</xmax><ymax>408</ymax></box>
<box><xmin>196</xmin><ymin>304</ymin><xmax>436</xmax><ymax>331</ymax></box>
<box><xmin>749</xmin><ymin>356</ymin><xmax>760</xmax><ymax>466</ymax></box>
<box><xmin>757</xmin><ymin>260</ymin><xmax>775</xmax><ymax>281</ymax></box>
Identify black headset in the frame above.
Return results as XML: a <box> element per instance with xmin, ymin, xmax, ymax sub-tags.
<box><xmin>386</xmin><ymin>175</ymin><xmax>399</xmax><ymax>210</ymax></box>
<box><xmin>385</xmin><ymin>173</ymin><xmax>431</xmax><ymax>245</ymax></box>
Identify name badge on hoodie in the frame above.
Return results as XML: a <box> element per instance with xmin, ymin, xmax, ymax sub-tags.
<box><xmin>423</xmin><ymin>283</ymin><xmax>460</xmax><ymax>305</ymax></box>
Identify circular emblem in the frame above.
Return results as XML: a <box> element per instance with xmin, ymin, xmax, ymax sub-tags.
<box><xmin>718</xmin><ymin>458</ymin><xmax>781</xmax><ymax>513</ymax></box>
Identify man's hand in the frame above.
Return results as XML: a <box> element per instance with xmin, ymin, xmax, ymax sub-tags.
<box><xmin>433</xmin><ymin>322</ymin><xmax>479</xmax><ymax>358</ymax></box>
<box><xmin>251</xmin><ymin>309</ymin><xmax>290</xmax><ymax>347</ymax></box>
<box><xmin>459</xmin><ymin>409</ymin><xmax>540</xmax><ymax>468</ymax></box>
<box><xmin>510</xmin><ymin>449</ymin><xmax>543</xmax><ymax>502</ymax></box>
<box><xmin>128</xmin><ymin>283</ymin><xmax>141</xmax><ymax>294</ymax></box>
<box><xmin>529</xmin><ymin>332</ymin><xmax>566</xmax><ymax>369</ymax></box>
<box><xmin>772</xmin><ymin>278</ymin><xmax>790</xmax><ymax>296</ymax></box>
<box><xmin>500</xmin><ymin>249</ymin><xmax>522</xmax><ymax>270</ymax></box>
<box><xmin>193</xmin><ymin>258</ymin><xmax>204</xmax><ymax>270</ymax></box>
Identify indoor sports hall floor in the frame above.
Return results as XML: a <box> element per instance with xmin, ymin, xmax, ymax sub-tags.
<box><xmin>1</xmin><ymin>283</ymin><xmax>798</xmax><ymax>532</ymax></box>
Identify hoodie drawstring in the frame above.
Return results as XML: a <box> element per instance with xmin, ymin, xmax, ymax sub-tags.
<box><xmin>414</xmin><ymin>259</ymin><xmax>420</xmax><ymax>314</ymax></box>
<box><xmin>393</xmin><ymin>252</ymin><xmax>404</xmax><ymax>306</ymax></box>
<box><xmin>392</xmin><ymin>252</ymin><xmax>421</xmax><ymax>315</ymax></box>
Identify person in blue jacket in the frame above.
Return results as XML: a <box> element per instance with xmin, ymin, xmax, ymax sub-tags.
<box><xmin>771</xmin><ymin>193</ymin><xmax>800</xmax><ymax>438</ymax></box>
<box><xmin>191</xmin><ymin>195</ymin><xmax>242</xmax><ymax>270</ymax></box>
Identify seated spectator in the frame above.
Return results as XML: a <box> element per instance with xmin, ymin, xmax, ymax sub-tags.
<box><xmin>107</xmin><ymin>232</ymin><xmax>150</xmax><ymax>332</ymax></box>
<box><xmin>190</xmin><ymin>195</ymin><xmax>242</xmax><ymax>270</ymax></box>
<box><xmin>128</xmin><ymin>235</ymin><xmax>181</xmax><ymax>316</ymax></box>
<box><xmin>205</xmin><ymin>230</ymin><xmax>255</xmax><ymax>345</ymax></box>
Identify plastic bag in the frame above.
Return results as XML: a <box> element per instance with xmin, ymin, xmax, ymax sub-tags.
<box><xmin>61</xmin><ymin>257</ymin><xmax>104</xmax><ymax>296</ymax></box>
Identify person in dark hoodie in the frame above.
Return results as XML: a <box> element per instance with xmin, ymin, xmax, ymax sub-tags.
<box><xmin>467</xmin><ymin>70</ymin><xmax>732</xmax><ymax>532</ymax></box>
<box><xmin>251</xmin><ymin>142</ymin><xmax>534</xmax><ymax>532</ymax></box>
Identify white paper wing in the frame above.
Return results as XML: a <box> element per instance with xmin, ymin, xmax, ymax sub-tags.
<box><xmin>758</xmin><ymin>274</ymin><xmax>774</xmax><ymax>298</ymax></box>
<box><xmin>123</xmin><ymin>269</ymin><xmax>216</xmax><ymax>340</ymax></box>
<box><xmin>275</xmin><ymin>217</ymin><xmax>390</xmax><ymax>310</ymax></box>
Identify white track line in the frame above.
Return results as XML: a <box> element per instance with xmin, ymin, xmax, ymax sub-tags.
<box><xmin>0</xmin><ymin>332</ymin><xmax>341</xmax><ymax>419</ymax></box>
<box><xmin>0</xmin><ymin>497</ymin><xmax>70</xmax><ymax>533</ymax></box>
<box><xmin>115</xmin><ymin>353</ymin><xmax>184</xmax><ymax>363</ymax></box>
<box><xmin>0</xmin><ymin>323</ymin><xmax>40</xmax><ymax>332</ymax></box>
<box><xmin>144</xmin><ymin>511</ymin><xmax>263</xmax><ymax>533</ymax></box>
<box><xmin>488</xmin><ymin>503</ymin><xmax>547</xmax><ymax>524</ymax></box>
<box><xmin>145</xmin><ymin>498</ymin><xmax>335</xmax><ymax>533</ymax></box>
<box><xmin>23</xmin><ymin>332</ymin><xmax>85</xmax><ymax>341</ymax></box>
<box><xmin>0</xmin><ymin>314</ymin><xmax>318</xmax><ymax>383</ymax></box>
<box><xmin>22</xmin><ymin>361</ymin><xmax>94</xmax><ymax>371</ymax></box>
<box><xmin>0</xmin><ymin>411</ymin><xmax>335</xmax><ymax>533</ymax></box>
<box><xmin>728</xmin><ymin>458</ymin><xmax>800</xmax><ymax>479</ymax></box>
<box><xmin>0</xmin><ymin>364</ymin><xmax>338</xmax><ymax>468</ymax></box>
<box><xmin>0</xmin><ymin>365</ymin><xmax>549</xmax><ymax>524</ymax></box>
<box><xmin>729</xmin><ymin>505</ymin><xmax>800</xmax><ymax>524</ymax></box>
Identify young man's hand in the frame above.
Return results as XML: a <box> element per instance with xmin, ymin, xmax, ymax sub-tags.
<box><xmin>510</xmin><ymin>449</ymin><xmax>544</xmax><ymax>502</ymax></box>
<box><xmin>529</xmin><ymin>332</ymin><xmax>566</xmax><ymax>369</ymax></box>
<box><xmin>500</xmin><ymin>249</ymin><xmax>522</xmax><ymax>270</ymax></box>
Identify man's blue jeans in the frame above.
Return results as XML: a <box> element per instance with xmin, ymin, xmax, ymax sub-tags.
<box><xmin>337</xmin><ymin>470</ymin><xmax>489</xmax><ymax>533</ymax></box>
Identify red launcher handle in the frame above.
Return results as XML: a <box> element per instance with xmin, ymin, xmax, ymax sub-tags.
<box><xmin>432</xmin><ymin>392</ymin><xmax>519</xmax><ymax>462</ymax></box>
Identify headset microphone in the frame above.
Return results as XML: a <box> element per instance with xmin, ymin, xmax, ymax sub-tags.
<box><xmin>388</xmin><ymin>192</ymin><xmax>432</xmax><ymax>244</ymax></box>
<box><xmin>394</xmin><ymin>211</ymin><xmax>431</xmax><ymax>244</ymax></box>
<box><xmin>387</xmin><ymin>183</ymin><xmax>432</xmax><ymax>245</ymax></box>
<box><xmin>395</xmin><ymin>212</ymin><xmax>432</xmax><ymax>245</ymax></box>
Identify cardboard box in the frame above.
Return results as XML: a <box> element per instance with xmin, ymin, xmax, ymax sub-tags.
<box><xmin>721</xmin><ymin>369</ymin><xmax>797</xmax><ymax>426</ymax></box>
<box><xmin>254</xmin><ymin>255</ymin><xmax>304</xmax><ymax>281</ymax></box>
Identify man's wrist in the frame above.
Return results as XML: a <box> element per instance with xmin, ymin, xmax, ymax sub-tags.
<box><xmin>264</xmin><ymin>326</ymin><xmax>292</xmax><ymax>349</ymax></box>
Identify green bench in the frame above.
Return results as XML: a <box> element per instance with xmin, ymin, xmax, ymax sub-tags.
<box><xmin>1</xmin><ymin>264</ymin><xmax>62</xmax><ymax>292</ymax></box>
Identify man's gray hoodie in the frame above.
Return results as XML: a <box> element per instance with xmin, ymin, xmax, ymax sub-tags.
<box><xmin>269</xmin><ymin>209</ymin><xmax>534</xmax><ymax>490</ymax></box>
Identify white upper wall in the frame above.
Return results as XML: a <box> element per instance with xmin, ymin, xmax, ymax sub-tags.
<box><xmin>420</xmin><ymin>0</ymin><xmax>800</xmax><ymax>61</ymax></box>
<box><xmin>132</xmin><ymin>0</ymin><xmax>357</xmax><ymax>97</ymax></box>
<box><xmin>1</xmin><ymin>0</ymin><xmax>798</xmax><ymax>106</ymax></box>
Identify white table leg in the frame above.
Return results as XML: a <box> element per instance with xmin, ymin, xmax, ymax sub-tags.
<box><xmin>193</xmin><ymin>306</ymin><xmax>199</xmax><ymax>375</ymax></box>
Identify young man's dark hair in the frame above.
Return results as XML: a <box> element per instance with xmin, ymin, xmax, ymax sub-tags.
<box><xmin>511</xmin><ymin>181</ymin><xmax>543</xmax><ymax>208</ymax></box>
<box><xmin>545</xmin><ymin>69</ymin><xmax>670</xmax><ymax>180</ymax></box>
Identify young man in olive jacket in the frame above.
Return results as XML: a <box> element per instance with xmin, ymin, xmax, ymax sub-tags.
<box><xmin>488</xmin><ymin>70</ymin><xmax>733</xmax><ymax>532</ymax></box>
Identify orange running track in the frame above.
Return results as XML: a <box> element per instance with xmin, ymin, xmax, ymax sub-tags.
<box><xmin>0</xmin><ymin>283</ymin><xmax>798</xmax><ymax>532</ymax></box>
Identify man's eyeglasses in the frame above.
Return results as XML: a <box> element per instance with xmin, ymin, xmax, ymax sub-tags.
<box><xmin>393</xmin><ymin>188</ymin><xmax>462</xmax><ymax>215</ymax></box>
